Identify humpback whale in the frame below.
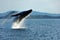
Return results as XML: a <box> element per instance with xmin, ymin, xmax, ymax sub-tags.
<box><xmin>0</xmin><ymin>9</ymin><xmax>32</xmax><ymax>29</ymax></box>
<box><xmin>11</xmin><ymin>9</ymin><xmax>32</xmax><ymax>23</ymax></box>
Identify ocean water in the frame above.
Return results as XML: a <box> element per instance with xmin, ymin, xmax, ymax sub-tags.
<box><xmin>0</xmin><ymin>19</ymin><xmax>60</xmax><ymax>40</ymax></box>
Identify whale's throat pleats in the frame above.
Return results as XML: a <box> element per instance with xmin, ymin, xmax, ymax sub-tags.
<box><xmin>11</xmin><ymin>17</ymin><xmax>26</xmax><ymax>29</ymax></box>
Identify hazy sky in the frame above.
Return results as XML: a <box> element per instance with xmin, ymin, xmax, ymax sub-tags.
<box><xmin>0</xmin><ymin>0</ymin><xmax>60</xmax><ymax>13</ymax></box>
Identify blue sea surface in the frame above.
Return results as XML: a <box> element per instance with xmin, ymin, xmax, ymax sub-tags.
<box><xmin>0</xmin><ymin>19</ymin><xmax>60</xmax><ymax>40</ymax></box>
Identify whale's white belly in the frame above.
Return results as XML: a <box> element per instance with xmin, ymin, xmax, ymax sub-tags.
<box><xmin>12</xmin><ymin>18</ymin><xmax>26</xmax><ymax>29</ymax></box>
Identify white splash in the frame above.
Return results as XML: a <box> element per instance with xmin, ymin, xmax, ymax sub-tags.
<box><xmin>11</xmin><ymin>14</ymin><xmax>31</xmax><ymax>29</ymax></box>
<box><xmin>12</xmin><ymin>18</ymin><xmax>26</xmax><ymax>29</ymax></box>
